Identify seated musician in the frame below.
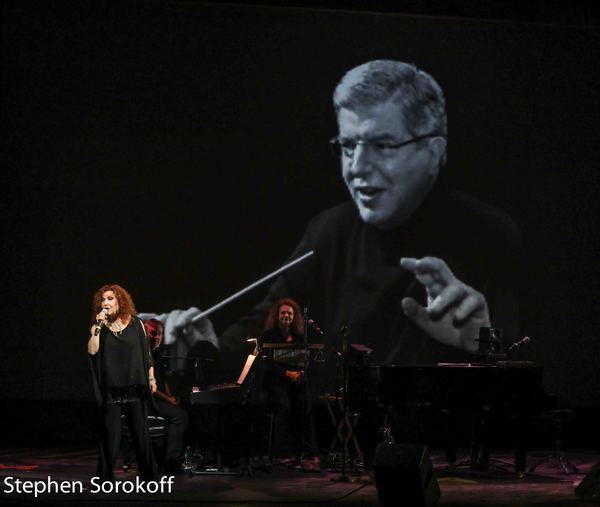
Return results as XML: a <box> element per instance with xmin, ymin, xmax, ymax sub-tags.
<box><xmin>144</xmin><ymin>318</ymin><xmax>190</xmax><ymax>472</ymax></box>
<box><xmin>260</xmin><ymin>298</ymin><xmax>319</xmax><ymax>465</ymax></box>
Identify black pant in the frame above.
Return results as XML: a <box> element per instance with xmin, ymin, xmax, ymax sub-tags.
<box><xmin>154</xmin><ymin>397</ymin><xmax>189</xmax><ymax>462</ymax></box>
<box><xmin>270</xmin><ymin>377</ymin><xmax>317</xmax><ymax>458</ymax></box>
<box><xmin>97</xmin><ymin>399</ymin><xmax>157</xmax><ymax>480</ymax></box>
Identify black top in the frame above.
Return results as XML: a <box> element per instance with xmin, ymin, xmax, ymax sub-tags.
<box><xmin>89</xmin><ymin>317</ymin><xmax>154</xmax><ymax>406</ymax></box>
<box><xmin>222</xmin><ymin>179</ymin><xmax>520</xmax><ymax>372</ymax></box>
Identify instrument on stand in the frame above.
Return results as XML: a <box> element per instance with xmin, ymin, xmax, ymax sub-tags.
<box><xmin>186</xmin><ymin>350</ymin><xmax>259</xmax><ymax>475</ymax></box>
<box><xmin>189</xmin><ymin>352</ymin><xmax>257</xmax><ymax>406</ymax></box>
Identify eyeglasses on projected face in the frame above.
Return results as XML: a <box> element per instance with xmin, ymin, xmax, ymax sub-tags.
<box><xmin>329</xmin><ymin>131</ymin><xmax>441</xmax><ymax>159</ymax></box>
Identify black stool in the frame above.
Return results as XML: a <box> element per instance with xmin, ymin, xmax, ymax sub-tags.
<box><xmin>121</xmin><ymin>414</ymin><xmax>166</xmax><ymax>472</ymax></box>
<box><xmin>528</xmin><ymin>409</ymin><xmax>578</xmax><ymax>475</ymax></box>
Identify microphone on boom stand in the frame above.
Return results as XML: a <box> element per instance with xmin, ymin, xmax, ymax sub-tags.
<box><xmin>331</xmin><ymin>324</ymin><xmax>355</xmax><ymax>482</ymax></box>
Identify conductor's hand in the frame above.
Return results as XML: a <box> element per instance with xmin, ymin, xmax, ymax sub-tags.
<box><xmin>138</xmin><ymin>308</ymin><xmax>219</xmax><ymax>349</ymax></box>
<box><xmin>285</xmin><ymin>370</ymin><xmax>304</xmax><ymax>384</ymax></box>
<box><xmin>400</xmin><ymin>257</ymin><xmax>490</xmax><ymax>353</ymax></box>
<box><xmin>166</xmin><ymin>307</ymin><xmax>219</xmax><ymax>349</ymax></box>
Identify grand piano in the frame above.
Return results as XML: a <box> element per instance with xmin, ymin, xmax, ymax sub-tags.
<box><xmin>346</xmin><ymin>362</ymin><xmax>555</xmax><ymax>473</ymax></box>
<box><xmin>347</xmin><ymin>362</ymin><xmax>551</xmax><ymax>412</ymax></box>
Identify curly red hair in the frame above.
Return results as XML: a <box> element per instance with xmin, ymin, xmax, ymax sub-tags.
<box><xmin>264</xmin><ymin>298</ymin><xmax>304</xmax><ymax>335</ymax></box>
<box><xmin>91</xmin><ymin>284</ymin><xmax>137</xmax><ymax>324</ymax></box>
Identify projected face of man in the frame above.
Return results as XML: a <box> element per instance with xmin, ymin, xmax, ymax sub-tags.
<box><xmin>338</xmin><ymin>98</ymin><xmax>445</xmax><ymax>229</ymax></box>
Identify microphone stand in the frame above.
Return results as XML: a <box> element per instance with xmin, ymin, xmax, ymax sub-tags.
<box><xmin>300</xmin><ymin>307</ymin><xmax>310</xmax><ymax>465</ymax></box>
<box><xmin>331</xmin><ymin>325</ymin><xmax>351</xmax><ymax>482</ymax></box>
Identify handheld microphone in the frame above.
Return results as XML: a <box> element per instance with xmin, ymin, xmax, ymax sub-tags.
<box><xmin>94</xmin><ymin>308</ymin><xmax>109</xmax><ymax>335</ymax></box>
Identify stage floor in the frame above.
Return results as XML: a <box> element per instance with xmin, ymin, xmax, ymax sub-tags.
<box><xmin>0</xmin><ymin>446</ymin><xmax>598</xmax><ymax>506</ymax></box>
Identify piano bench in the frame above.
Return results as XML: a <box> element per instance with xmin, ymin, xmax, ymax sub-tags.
<box><xmin>528</xmin><ymin>409</ymin><xmax>578</xmax><ymax>475</ymax></box>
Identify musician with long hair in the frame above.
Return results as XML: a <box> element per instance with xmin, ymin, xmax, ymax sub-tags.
<box><xmin>87</xmin><ymin>284</ymin><xmax>157</xmax><ymax>480</ymax></box>
<box><xmin>261</xmin><ymin>298</ymin><xmax>318</xmax><ymax>464</ymax></box>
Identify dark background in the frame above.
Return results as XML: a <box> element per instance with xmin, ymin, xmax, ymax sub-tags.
<box><xmin>1</xmin><ymin>1</ymin><xmax>599</xmax><ymax>408</ymax></box>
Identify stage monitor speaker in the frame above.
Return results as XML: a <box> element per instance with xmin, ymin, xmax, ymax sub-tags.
<box><xmin>372</xmin><ymin>443</ymin><xmax>440</xmax><ymax>507</ymax></box>
<box><xmin>575</xmin><ymin>461</ymin><xmax>600</xmax><ymax>502</ymax></box>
